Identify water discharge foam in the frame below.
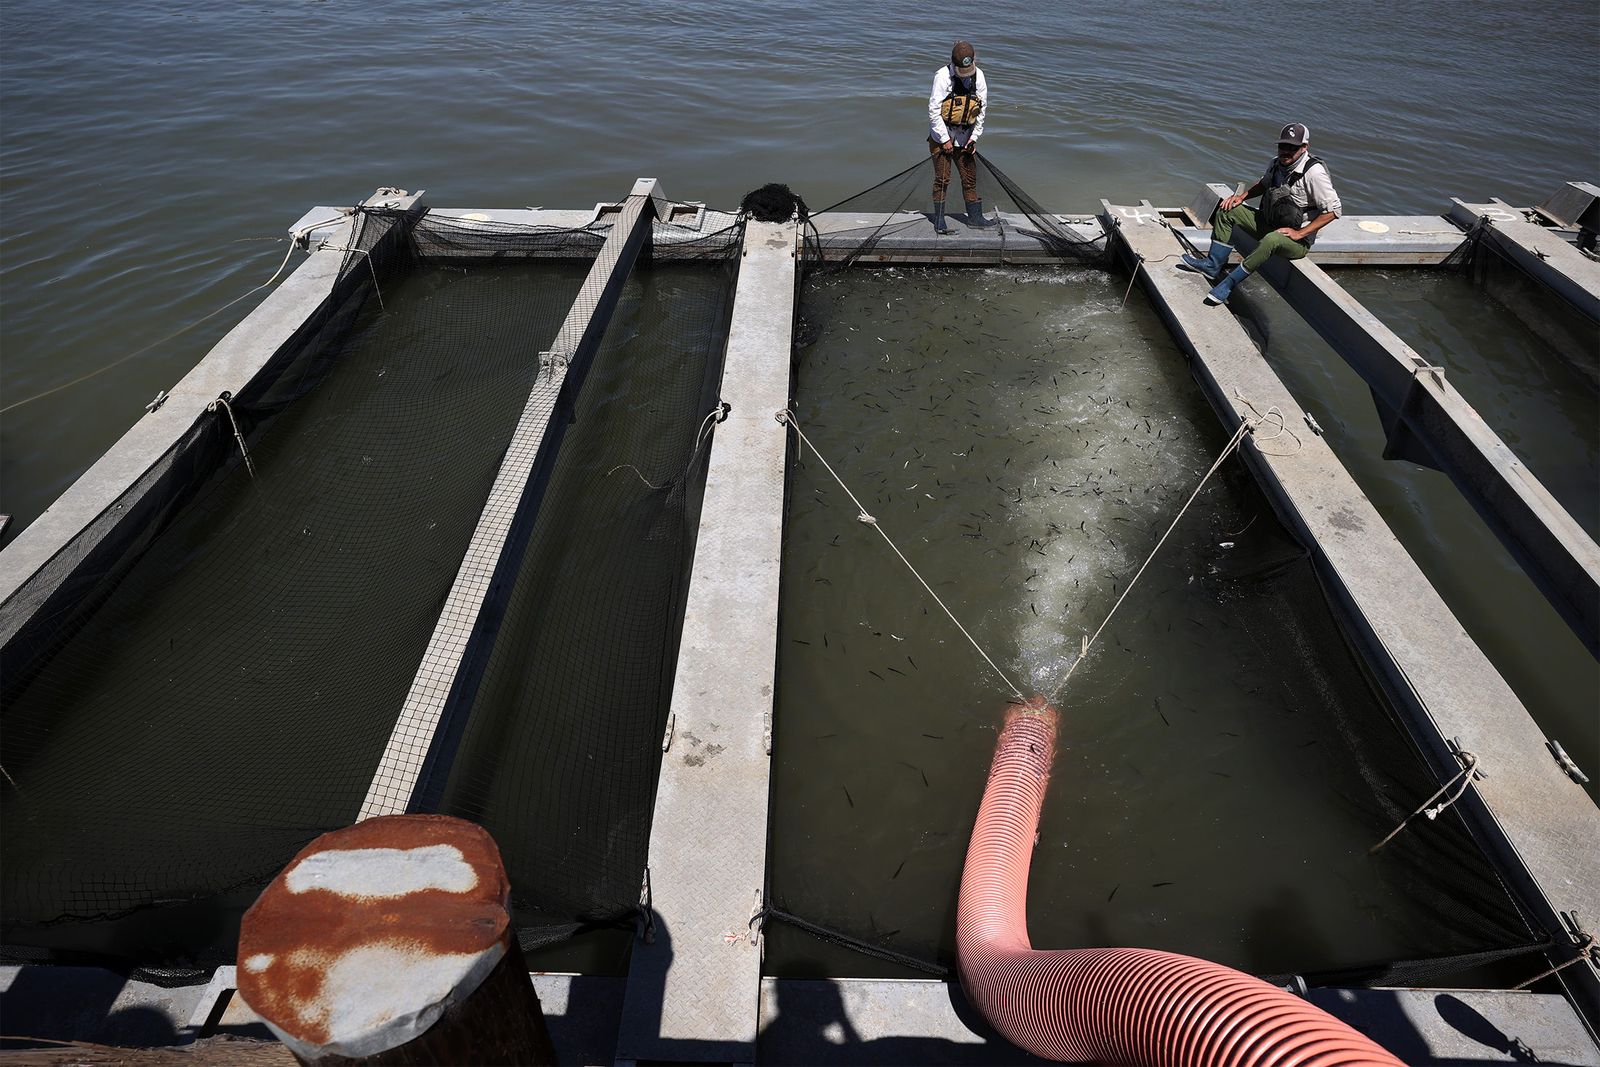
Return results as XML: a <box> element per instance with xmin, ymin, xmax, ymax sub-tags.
<box><xmin>984</xmin><ymin>271</ymin><xmax>1217</xmax><ymax>695</ymax></box>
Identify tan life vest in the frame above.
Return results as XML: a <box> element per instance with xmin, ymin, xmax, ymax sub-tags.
<box><xmin>940</xmin><ymin>73</ymin><xmax>982</xmax><ymax>127</ymax></box>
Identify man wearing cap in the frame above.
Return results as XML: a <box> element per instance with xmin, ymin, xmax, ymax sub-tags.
<box><xmin>1180</xmin><ymin>122</ymin><xmax>1342</xmax><ymax>305</ymax></box>
<box><xmin>928</xmin><ymin>41</ymin><xmax>989</xmax><ymax>234</ymax></box>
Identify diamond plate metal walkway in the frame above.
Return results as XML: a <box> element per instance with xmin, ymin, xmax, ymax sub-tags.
<box><xmin>615</xmin><ymin>219</ymin><xmax>798</xmax><ymax>1065</ymax></box>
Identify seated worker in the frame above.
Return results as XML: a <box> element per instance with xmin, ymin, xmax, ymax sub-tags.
<box><xmin>1180</xmin><ymin>122</ymin><xmax>1342</xmax><ymax>305</ymax></box>
<box><xmin>928</xmin><ymin>40</ymin><xmax>989</xmax><ymax>234</ymax></box>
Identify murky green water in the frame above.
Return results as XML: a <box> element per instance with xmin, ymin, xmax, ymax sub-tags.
<box><xmin>1241</xmin><ymin>270</ymin><xmax>1599</xmax><ymax>806</ymax></box>
<box><xmin>0</xmin><ymin>261</ymin><xmax>587</xmax><ymax>965</ymax></box>
<box><xmin>1334</xmin><ymin>265</ymin><xmax>1598</xmax><ymax>538</ymax></box>
<box><xmin>767</xmin><ymin>268</ymin><xmax>1531</xmax><ymax>978</ymax></box>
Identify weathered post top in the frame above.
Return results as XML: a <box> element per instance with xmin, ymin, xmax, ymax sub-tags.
<box><xmin>237</xmin><ymin>814</ymin><xmax>553</xmax><ymax>1065</ymax></box>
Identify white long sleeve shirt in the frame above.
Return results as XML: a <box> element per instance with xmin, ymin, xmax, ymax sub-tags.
<box><xmin>928</xmin><ymin>65</ymin><xmax>987</xmax><ymax>146</ymax></box>
<box><xmin>1259</xmin><ymin>151</ymin><xmax>1342</xmax><ymax>218</ymax></box>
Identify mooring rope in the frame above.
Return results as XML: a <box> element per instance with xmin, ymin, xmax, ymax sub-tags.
<box><xmin>778</xmin><ymin>408</ymin><xmax>1026</xmax><ymax>701</ymax></box>
<box><xmin>322</xmin><ymin>244</ymin><xmax>386</xmax><ymax>310</ymax></box>
<box><xmin>758</xmin><ymin>906</ymin><xmax>950</xmax><ymax>976</ymax></box>
<box><xmin>1</xmin><ymin>215</ymin><xmax>347</xmax><ymax>415</ymax></box>
<box><xmin>1513</xmin><ymin>930</ymin><xmax>1598</xmax><ymax>990</ymax></box>
<box><xmin>606</xmin><ymin>401</ymin><xmax>730</xmax><ymax>491</ymax></box>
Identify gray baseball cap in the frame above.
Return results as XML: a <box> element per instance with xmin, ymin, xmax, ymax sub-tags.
<box><xmin>1277</xmin><ymin>122</ymin><xmax>1311</xmax><ymax>146</ymax></box>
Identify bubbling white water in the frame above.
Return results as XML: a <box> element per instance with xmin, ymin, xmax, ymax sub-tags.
<box><xmin>978</xmin><ymin>270</ymin><xmax>1214</xmax><ymax>697</ymax></box>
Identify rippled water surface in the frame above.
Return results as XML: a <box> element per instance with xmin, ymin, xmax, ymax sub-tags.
<box><xmin>4</xmin><ymin>0</ymin><xmax>1598</xmax><ymax>533</ymax></box>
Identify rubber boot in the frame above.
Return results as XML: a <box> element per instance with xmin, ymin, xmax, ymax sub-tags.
<box><xmin>933</xmin><ymin>202</ymin><xmax>950</xmax><ymax>235</ymax></box>
<box><xmin>965</xmin><ymin>199</ymin><xmax>992</xmax><ymax>227</ymax></box>
<box><xmin>1204</xmin><ymin>265</ymin><xmax>1250</xmax><ymax>306</ymax></box>
<box><xmin>1179</xmin><ymin>240</ymin><xmax>1232</xmax><ymax>279</ymax></box>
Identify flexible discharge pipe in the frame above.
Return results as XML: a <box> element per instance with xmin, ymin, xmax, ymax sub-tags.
<box><xmin>957</xmin><ymin>700</ymin><xmax>1405</xmax><ymax>1066</ymax></box>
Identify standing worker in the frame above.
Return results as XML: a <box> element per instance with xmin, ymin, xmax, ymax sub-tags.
<box><xmin>929</xmin><ymin>40</ymin><xmax>990</xmax><ymax>234</ymax></box>
<box><xmin>1180</xmin><ymin>122</ymin><xmax>1342</xmax><ymax>305</ymax></box>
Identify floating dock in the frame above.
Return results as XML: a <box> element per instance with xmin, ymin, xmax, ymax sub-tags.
<box><xmin>1</xmin><ymin>180</ymin><xmax>1597</xmax><ymax>1065</ymax></box>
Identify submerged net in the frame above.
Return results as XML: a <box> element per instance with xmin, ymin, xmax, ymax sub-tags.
<box><xmin>0</xmin><ymin>205</ymin><xmax>743</xmax><ymax>970</ymax></box>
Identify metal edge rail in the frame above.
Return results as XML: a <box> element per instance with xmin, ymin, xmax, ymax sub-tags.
<box><xmin>1447</xmin><ymin>195</ymin><xmax>1600</xmax><ymax>325</ymax></box>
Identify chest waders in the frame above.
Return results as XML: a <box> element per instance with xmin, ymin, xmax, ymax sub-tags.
<box><xmin>1206</xmin><ymin>156</ymin><xmax>1329</xmax><ymax>306</ymax></box>
<box><xmin>933</xmin><ymin>73</ymin><xmax>992</xmax><ymax>229</ymax></box>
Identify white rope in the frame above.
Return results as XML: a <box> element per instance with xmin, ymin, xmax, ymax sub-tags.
<box><xmin>1046</xmin><ymin>416</ymin><xmax>1254</xmax><ymax>703</ymax></box>
<box><xmin>607</xmin><ymin>403</ymin><xmax>728</xmax><ymax>491</ymax></box>
<box><xmin>320</xmin><ymin>244</ymin><xmax>386</xmax><ymax>310</ymax></box>
<box><xmin>208</xmin><ymin>394</ymin><xmax>257</xmax><ymax>482</ymax></box>
<box><xmin>0</xmin><ymin>215</ymin><xmax>347</xmax><ymax>415</ymax></box>
<box><xmin>1368</xmin><ymin>751</ymin><xmax>1479</xmax><ymax>854</ymax></box>
<box><xmin>780</xmin><ymin>398</ymin><xmax>1288</xmax><ymax>703</ymax></box>
<box><xmin>778</xmin><ymin>409</ymin><xmax>1026</xmax><ymax>700</ymax></box>
<box><xmin>1119</xmin><ymin>254</ymin><xmax>1143</xmax><ymax>308</ymax></box>
<box><xmin>1229</xmin><ymin>390</ymin><xmax>1303</xmax><ymax>456</ymax></box>
<box><xmin>1513</xmin><ymin>931</ymin><xmax>1598</xmax><ymax>990</ymax></box>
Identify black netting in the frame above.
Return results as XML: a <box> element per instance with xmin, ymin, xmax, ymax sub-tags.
<box><xmin>1</xmin><ymin>205</ymin><xmax>739</xmax><ymax>969</ymax></box>
<box><xmin>801</xmin><ymin>154</ymin><xmax>1107</xmax><ymax>271</ymax></box>
<box><xmin>1440</xmin><ymin>214</ymin><xmax>1492</xmax><ymax>275</ymax></box>
<box><xmin>741</xmin><ymin>184</ymin><xmax>811</xmax><ymax>224</ymax></box>
<box><xmin>409</xmin><ymin>213</ymin><xmax>608</xmax><ymax>261</ymax></box>
<box><xmin>426</xmin><ymin>222</ymin><xmax>742</xmax><ymax>943</ymax></box>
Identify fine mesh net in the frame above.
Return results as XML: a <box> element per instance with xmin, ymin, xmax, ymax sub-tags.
<box><xmin>803</xmin><ymin>154</ymin><xmax>1107</xmax><ymax>271</ymax></box>
<box><xmin>429</xmin><ymin>223</ymin><xmax>744</xmax><ymax>949</ymax></box>
<box><xmin>0</xmin><ymin>205</ymin><xmax>742</xmax><ymax>970</ymax></box>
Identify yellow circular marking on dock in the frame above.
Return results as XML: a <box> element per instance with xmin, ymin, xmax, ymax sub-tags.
<box><xmin>461</xmin><ymin>212</ymin><xmax>492</xmax><ymax>221</ymax></box>
<box><xmin>1358</xmin><ymin>220</ymin><xmax>1390</xmax><ymax>234</ymax></box>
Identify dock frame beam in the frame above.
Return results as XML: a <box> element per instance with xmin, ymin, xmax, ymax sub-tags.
<box><xmin>1231</xmin><ymin>229</ymin><xmax>1600</xmax><ymax>656</ymax></box>
<box><xmin>358</xmin><ymin>179</ymin><xmax>665</xmax><ymax>818</ymax></box>
<box><xmin>616</xmin><ymin>219</ymin><xmax>798</xmax><ymax>1065</ymax></box>
<box><xmin>1102</xmin><ymin>200</ymin><xmax>1600</xmax><ymax>1030</ymax></box>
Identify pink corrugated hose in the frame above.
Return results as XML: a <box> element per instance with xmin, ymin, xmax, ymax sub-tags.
<box><xmin>956</xmin><ymin>699</ymin><xmax>1405</xmax><ymax>1066</ymax></box>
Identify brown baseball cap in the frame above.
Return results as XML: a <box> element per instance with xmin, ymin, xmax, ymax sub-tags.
<box><xmin>952</xmin><ymin>41</ymin><xmax>978</xmax><ymax>73</ymax></box>
<box><xmin>1277</xmin><ymin>122</ymin><xmax>1310</xmax><ymax>146</ymax></box>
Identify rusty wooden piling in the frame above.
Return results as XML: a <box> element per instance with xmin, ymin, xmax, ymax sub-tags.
<box><xmin>236</xmin><ymin>814</ymin><xmax>555</xmax><ymax>1066</ymax></box>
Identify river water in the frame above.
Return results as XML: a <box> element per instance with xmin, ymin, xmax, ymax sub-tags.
<box><xmin>2</xmin><ymin>0</ymin><xmax>1597</xmax><ymax>974</ymax></box>
<box><xmin>4</xmin><ymin>0</ymin><xmax>1597</xmax><ymax>533</ymax></box>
